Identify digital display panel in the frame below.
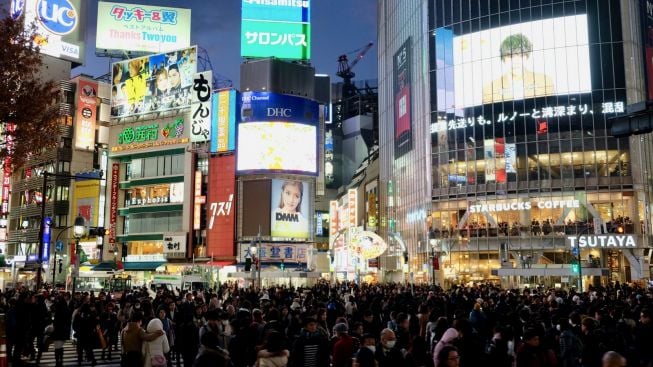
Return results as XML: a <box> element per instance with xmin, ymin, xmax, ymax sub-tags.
<box><xmin>96</xmin><ymin>2</ymin><xmax>191</xmax><ymax>54</ymax></box>
<box><xmin>452</xmin><ymin>15</ymin><xmax>591</xmax><ymax>108</ymax></box>
<box><xmin>110</xmin><ymin>46</ymin><xmax>197</xmax><ymax>118</ymax></box>
<box><xmin>237</xmin><ymin>122</ymin><xmax>317</xmax><ymax>175</ymax></box>
<box><xmin>270</xmin><ymin>179</ymin><xmax>310</xmax><ymax>239</ymax></box>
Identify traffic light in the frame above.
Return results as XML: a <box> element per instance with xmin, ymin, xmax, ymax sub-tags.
<box><xmin>572</xmin><ymin>263</ymin><xmax>580</xmax><ymax>274</ymax></box>
<box><xmin>280</xmin><ymin>259</ymin><xmax>285</xmax><ymax>271</ymax></box>
<box><xmin>244</xmin><ymin>257</ymin><xmax>252</xmax><ymax>271</ymax></box>
<box><xmin>58</xmin><ymin>258</ymin><xmax>63</xmax><ymax>273</ymax></box>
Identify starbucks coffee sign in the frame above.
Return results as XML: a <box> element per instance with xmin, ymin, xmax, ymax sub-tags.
<box><xmin>568</xmin><ymin>235</ymin><xmax>636</xmax><ymax>248</ymax></box>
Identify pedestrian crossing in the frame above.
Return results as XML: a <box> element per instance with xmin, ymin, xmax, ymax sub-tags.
<box><xmin>37</xmin><ymin>341</ymin><xmax>122</xmax><ymax>367</ymax></box>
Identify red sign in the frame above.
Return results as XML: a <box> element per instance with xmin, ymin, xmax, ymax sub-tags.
<box><xmin>206</xmin><ymin>155</ymin><xmax>236</xmax><ymax>259</ymax></box>
<box><xmin>75</xmin><ymin>79</ymin><xmax>98</xmax><ymax>150</ymax></box>
<box><xmin>2</xmin><ymin>123</ymin><xmax>14</xmax><ymax>215</ymax></box>
<box><xmin>109</xmin><ymin>163</ymin><xmax>119</xmax><ymax>248</ymax></box>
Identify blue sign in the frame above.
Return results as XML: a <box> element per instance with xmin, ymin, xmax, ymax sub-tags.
<box><xmin>10</xmin><ymin>0</ymin><xmax>24</xmax><ymax>19</ymax></box>
<box><xmin>55</xmin><ymin>240</ymin><xmax>64</xmax><ymax>253</ymax></box>
<box><xmin>242</xmin><ymin>0</ymin><xmax>310</xmax><ymax>23</ymax></box>
<box><xmin>42</xmin><ymin>217</ymin><xmax>52</xmax><ymax>262</ymax></box>
<box><xmin>36</xmin><ymin>0</ymin><xmax>78</xmax><ymax>35</ymax></box>
<box><xmin>240</xmin><ymin>92</ymin><xmax>319</xmax><ymax>125</ymax></box>
<box><xmin>571</xmin><ymin>246</ymin><xmax>580</xmax><ymax>258</ymax></box>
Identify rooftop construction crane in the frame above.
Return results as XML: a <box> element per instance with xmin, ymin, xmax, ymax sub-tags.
<box><xmin>337</xmin><ymin>41</ymin><xmax>374</xmax><ymax>99</ymax></box>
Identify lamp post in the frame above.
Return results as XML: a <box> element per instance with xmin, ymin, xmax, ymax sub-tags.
<box><xmin>71</xmin><ymin>215</ymin><xmax>86</xmax><ymax>294</ymax></box>
<box><xmin>573</xmin><ymin>226</ymin><xmax>594</xmax><ymax>292</ymax></box>
<box><xmin>430</xmin><ymin>238</ymin><xmax>437</xmax><ymax>286</ymax></box>
<box><xmin>51</xmin><ymin>215</ymin><xmax>85</xmax><ymax>286</ymax></box>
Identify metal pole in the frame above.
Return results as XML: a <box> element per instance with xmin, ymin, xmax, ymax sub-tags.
<box><xmin>575</xmin><ymin>226</ymin><xmax>591</xmax><ymax>292</ymax></box>
<box><xmin>51</xmin><ymin>251</ymin><xmax>57</xmax><ymax>286</ymax></box>
<box><xmin>72</xmin><ymin>238</ymin><xmax>80</xmax><ymax>294</ymax></box>
<box><xmin>36</xmin><ymin>172</ymin><xmax>49</xmax><ymax>291</ymax></box>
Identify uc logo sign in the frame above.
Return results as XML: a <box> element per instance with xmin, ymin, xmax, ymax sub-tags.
<box><xmin>36</xmin><ymin>0</ymin><xmax>78</xmax><ymax>35</ymax></box>
<box><xmin>10</xmin><ymin>0</ymin><xmax>25</xmax><ymax>19</ymax></box>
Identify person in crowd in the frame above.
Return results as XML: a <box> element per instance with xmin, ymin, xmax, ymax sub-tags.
<box><xmin>193</xmin><ymin>331</ymin><xmax>230</xmax><ymax>367</ymax></box>
<box><xmin>601</xmin><ymin>351</ymin><xmax>626</xmax><ymax>367</ymax></box>
<box><xmin>355</xmin><ymin>333</ymin><xmax>378</xmax><ymax>367</ymax></box>
<box><xmin>436</xmin><ymin>345</ymin><xmax>460</xmax><ymax>367</ymax></box>
<box><xmin>290</xmin><ymin>317</ymin><xmax>330</xmax><ymax>367</ymax></box>
<box><xmin>121</xmin><ymin>312</ymin><xmax>165</xmax><ymax>367</ymax></box>
<box><xmin>73</xmin><ymin>302</ymin><xmax>98</xmax><ymax>366</ymax></box>
<box><xmin>332</xmin><ymin>323</ymin><xmax>356</xmax><ymax>367</ymax></box>
<box><xmin>51</xmin><ymin>295</ymin><xmax>72</xmax><ymax>367</ymax></box>
<box><xmin>375</xmin><ymin>328</ymin><xmax>405</xmax><ymax>367</ymax></box>
<box><xmin>143</xmin><ymin>317</ymin><xmax>170</xmax><ymax>367</ymax></box>
<box><xmin>256</xmin><ymin>331</ymin><xmax>290</xmax><ymax>367</ymax></box>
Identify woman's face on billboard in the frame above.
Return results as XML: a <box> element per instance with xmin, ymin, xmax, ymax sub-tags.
<box><xmin>282</xmin><ymin>184</ymin><xmax>301</xmax><ymax>212</ymax></box>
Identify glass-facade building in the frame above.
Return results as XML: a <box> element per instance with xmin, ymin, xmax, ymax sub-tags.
<box><xmin>379</xmin><ymin>0</ymin><xmax>653</xmax><ymax>287</ymax></box>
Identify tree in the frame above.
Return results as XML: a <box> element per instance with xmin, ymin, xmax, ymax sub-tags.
<box><xmin>0</xmin><ymin>10</ymin><xmax>61</xmax><ymax>169</ymax></box>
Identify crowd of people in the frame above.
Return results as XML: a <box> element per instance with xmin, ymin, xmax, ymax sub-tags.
<box><xmin>1</xmin><ymin>280</ymin><xmax>653</xmax><ymax>367</ymax></box>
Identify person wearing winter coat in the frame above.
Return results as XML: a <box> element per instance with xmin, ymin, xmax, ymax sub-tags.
<box><xmin>121</xmin><ymin>312</ymin><xmax>165</xmax><ymax>367</ymax></box>
<box><xmin>433</xmin><ymin>328</ymin><xmax>459</xmax><ymax>367</ymax></box>
<box><xmin>257</xmin><ymin>331</ymin><xmax>289</xmax><ymax>367</ymax></box>
<box><xmin>144</xmin><ymin>318</ymin><xmax>171</xmax><ymax>367</ymax></box>
<box><xmin>51</xmin><ymin>297</ymin><xmax>72</xmax><ymax>367</ymax></box>
<box><xmin>193</xmin><ymin>331</ymin><xmax>230</xmax><ymax>367</ymax></box>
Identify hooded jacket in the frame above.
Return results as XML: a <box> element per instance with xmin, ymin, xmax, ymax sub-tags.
<box><xmin>143</xmin><ymin>318</ymin><xmax>170</xmax><ymax>367</ymax></box>
<box><xmin>433</xmin><ymin>328</ymin><xmax>459</xmax><ymax>367</ymax></box>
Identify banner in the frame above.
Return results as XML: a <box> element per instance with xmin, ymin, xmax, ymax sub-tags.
<box><xmin>237</xmin><ymin>242</ymin><xmax>309</xmax><ymax>264</ymax></box>
<box><xmin>1</xmin><ymin>123</ymin><xmax>14</xmax><ymax>215</ymax></box>
<box><xmin>505</xmin><ymin>143</ymin><xmax>517</xmax><ymax>173</ymax></box>
<box><xmin>108</xmin><ymin>163</ymin><xmax>119</xmax><ymax>248</ymax></box>
<box><xmin>495</xmin><ymin>138</ymin><xmax>506</xmax><ymax>183</ymax></box>
<box><xmin>211</xmin><ymin>90</ymin><xmax>237</xmax><ymax>153</ymax></box>
<box><xmin>73</xmin><ymin>180</ymin><xmax>100</xmax><ymax>228</ymax></box>
<box><xmin>484</xmin><ymin>139</ymin><xmax>496</xmax><ymax>182</ymax></box>
<box><xmin>394</xmin><ymin>37</ymin><xmax>412</xmax><ymax>158</ymax></box>
<box><xmin>206</xmin><ymin>155</ymin><xmax>236</xmax><ymax>259</ymax></box>
<box><xmin>270</xmin><ymin>179</ymin><xmax>310</xmax><ymax>239</ymax></box>
<box><xmin>190</xmin><ymin>71</ymin><xmax>212</xmax><ymax>142</ymax></box>
<box><xmin>75</xmin><ymin>79</ymin><xmax>98</xmax><ymax>150</ymax></box>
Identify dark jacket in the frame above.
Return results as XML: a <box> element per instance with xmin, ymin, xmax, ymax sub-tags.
<box><xmin>291</xmin><ymin>330</ymin><xmax>330</xmax><ymax>367</ymax></box>
<box><xmin>51</xmin><ymin>301</ymin><xmax>72</xmax><ymax>341</ymax></box>
<box><xmin>193</xmin><ymin>346</ymin><xmax>230</xmax><ymax>367</ymax></box>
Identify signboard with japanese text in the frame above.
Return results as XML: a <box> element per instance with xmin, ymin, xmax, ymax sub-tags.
<box><xmin>190</xmin><ymin>71</ymin><xmax>212</xmax><ymax>142</ymax></box>
<box><xmin>75</xmin><ymin>79</ymin><xmax>98</xmax><ymax>151</ymax></box>
<box><xmin>241</xmin><ymin>0</ymin><xmax>310</xmax><ymax>60</ymax></box>
<box><xmin>109</xmin><ymin>163</ymin><xmax>119</xmax><ymax>247</ymax></box>
<box><xmin>13</xmin><ymin>0</ymin><xmax>86</xmax><ymax>64</ymax></box>
<box><xmin>163</xmin><ymin>233</ymin><xmax>186</xmax><ymax>255</ymax></box>
<box><xmin>110</xmin><ymin>46</ymin><xmax>197</xmax><ymax>118</ymax></box>
<box><xmin>348</xmin><ymin>189</ymin><xmax>357</xmax><ymax>228</ymax></box>
<box><xmin>211</xmin><ymin>90</ymin><xmax>237</xmax><ymax>153</ymax></box>
<box><xmin>237</xmin><ymin>242</ymin><xmax>309</xmax><ymax>264</ymax></box>
<box><xmin>394</xmin><ymin>38</ymin><xmax>412</xmax><ymax>158</ymax></box>
<box><xmin>42</xmin><ymin>217</ymin><xmax>52</xmax><ymax>262</ymax></box>
<box><xmin>193</xmin><ymin>170</ymin><xmax>205</xmax><ymax>230</ymax></box>
<box><xmin>96</xmin><ymin>2</ymin><xmax>191</xmax><ymax>54</ymax></box>
<box><xmin>207</xmin><ymin>155</ymin><xmax>236</xmax><ymax>259</ymax></box>
<box><xmin>270</xmin><ymin>179</ymin><xmax>310</xmax><ymax>239</ymax></box>
<box><xmin>1</xmin><ymin>123</ymin><xmax>15</xmax><ymax>215</ymax></box>
<box><xmin>110</xmin><ymin>117</ymin><xmax>188</xmax><ymax>153</ymax></box>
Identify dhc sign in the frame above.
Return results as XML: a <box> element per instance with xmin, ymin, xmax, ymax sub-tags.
<box><xmin>568</xmin><ymin>235</ymin><xmax>637</xmax><ymax>248</ymax></box>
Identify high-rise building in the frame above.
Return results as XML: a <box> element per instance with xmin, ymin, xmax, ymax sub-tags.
<box><xmin>378</xmin><ymin>0</ymin><xmax>652</xmax><ymax>288</ymax></box>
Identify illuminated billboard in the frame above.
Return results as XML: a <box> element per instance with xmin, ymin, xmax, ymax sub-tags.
<box><xmin>13</xmin><ymin>0</ymin><xmax>86</xmax><ymax>63</ymax></box>
<box><xmin>394</xmin><ymin>38</ymin><xmax>412</xmax><ymax>158</ymax></box>
<box><xmin>75</xmin><ymin>79</ymin><xmax>97</xmax><ymax>151</ymax></box>
<box><xmin>96</xmin><ymin>2</ymin><xmax>191</xmax><ymax>54</ymax></box>
<box><xmin>237</xmin><ymin>122</ymin><xmax>317</xmax><ymax>175</ymax></box>
<box><xmin>211</xmin><ymin>90</ymin><xmax>237</xmax><ymax>153</ymax></box>
<box><xmin>110</xmin><ymin>46</ymin><xmax>197</xmax><ymax>118</ymax></box>
<box><xmin>207</xmin><ymin>155</ymin><xmax>236</xmax><ymax>258</ymax></box>
<box><xmin>73</xmin><ymin>179</ymin><xmax>101</xmax><ymax>228</ymax></box>
<box><xmin>270</xmin><ymin>179</ymin><xmax>310</xmax><ymax>239</ymax></box>
<box><xmin>452</xmin><ymin>15</ymin><xmax>591</xmax><ymax>108</ymax></box>
<box><xmin>236</xmin><ymin>91</ymin><xmax>318</xmax><ymax>175</ymax></box>
<box><xmin>241</xmin><ymin>0</ymin><xmax>311</xmax><ymax>60</ymax></box>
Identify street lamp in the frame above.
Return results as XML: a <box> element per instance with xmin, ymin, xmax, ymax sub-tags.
<box><xmin>71</xmin><ymin>215</ymin><xmax>86</xmax><ymax>294</ymax></box>
<box><xmin>51</xmin><ymin>215</ymin><xmax>85</xmax><ymax>286</ymax></box>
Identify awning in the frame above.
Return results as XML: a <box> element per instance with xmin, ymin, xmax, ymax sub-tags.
<box><xmin>91</xmin><ymin>261</ymin><xmax>118</xmax><ymax>271</ymax></box>
<box><xmin>205</xmin><ymin>261</ymin><xmax>236</xmax><ymax>267</ymax></box>
<box><xmin>123</xmin><ymin>262</ymin><xmax>165</xmax><ymax>271</ymax></box>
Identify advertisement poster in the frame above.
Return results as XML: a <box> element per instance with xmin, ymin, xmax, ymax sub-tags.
<box><xmin>505</xmin><ymin>143</ymin><xmax>517</xmax><ymax>174</ymax></box>
<box><xmin>190</xmin><ymin>70</ymin><xmax>212</xmax><ymax>142</ymax></box>
<box><xmin>484</xmin><ymin>139</ymin><xmax>495</xmax><ymax>182</ymax></box>
<box><xmin>75</xmin><ymin>79</ymin><xmax>98</xmax><ymax>151</ymax></box>
<box><xmin>495</xmin><ymin>138</ymin><xmax>506</xmax><ymax>183</ymax></box>
<box><xmin>14</xmin><ymin>0</ymin><xmax>86</xmax><ymax>63</ymax></box>
<box><xmin>452</xmin><ymin>15</ymin><xmax>591</xmax><ymax>108</ymax></box>
<box><xmin>73</xmin><ymin>180</ymin><xmax>100</xmax><ymax>228</ymax></box>
<box><xmin>394</xmin><ymin>37</ymin><xmax>412</xmax><ymax>158</ymax></box>
<box><xmin>207</xmin><ymin>155</ymin><xmax>236</xmax><ymax>259</ymax></box>
<box><xmin>270</xmin><ymin>179</ymin><xmax>309</xmax><ymax>239</ymax></box>
<box><xmin>241</xmin><ymin>0</ymin><xmax>311</xmax><ymax>60</ymax></box>
<box><xmin>240</xmin><ymin>91</ymin><xmax>319</xmax><ymax>124</ymax></box>
<box><xmin>111</xmin><ymin>46</ymin><xmax>197</xmax><ymax>118</ymax></box>
<box><xmin>237</xmin><ymin>122</ymin><xmax>317</xmax><ymax>174</ymax></box>
<box><xmin>96</xmin><ymin>2</ymin><xmax>191</xmax><ymax>54</ymax></box>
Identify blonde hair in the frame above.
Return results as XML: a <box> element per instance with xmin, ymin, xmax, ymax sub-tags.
<box><xmin>277</xmin><ymin>181</ymin><xmax>303</xmax><ymax>213</ymax></box>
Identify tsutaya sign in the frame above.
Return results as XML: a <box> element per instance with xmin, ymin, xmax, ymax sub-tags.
<box><xmin>568</xmin><ymin>235</ymin><xmax>637</xmax><ymax>248</ymax></box>
<box><xmin>469</xmin><ymin>199</ymin><xmax>580</xmax><ymax>213</ymax></box>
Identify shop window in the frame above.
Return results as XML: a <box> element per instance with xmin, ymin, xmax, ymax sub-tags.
<box><xmin>144</xmin><ymin>157</ymin><xmax>158</xmax><ymax>177</ymax></box>
<box><xmin>130</xmin><ymin>159</ymin><xmax>143</xmax><ymax>179</ymax></box>
<box><xmin>171</xmin><ymin>155</ymin><xmax>184</xmax><ymax>175</ymax></box>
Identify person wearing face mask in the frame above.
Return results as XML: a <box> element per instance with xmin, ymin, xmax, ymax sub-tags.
<box><xmin>355</xmin><ymin>334</ymin><xmax>378</xmax><ymax>367</ymax></box>
<box><xmin>375</xmin><ymin>328</ymin><xmax>405</xmax><ymax>367</ymax></box>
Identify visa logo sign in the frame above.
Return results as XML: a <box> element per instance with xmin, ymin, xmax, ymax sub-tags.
<box><xmin>37</xmin><ymin>0</ymin><xmax>78</xmax><ymax>35</ymax></box>
<box><xmin>267</xmin><ymin>108</ymin><xmax>292</xmax><ymax>118</ymax></box>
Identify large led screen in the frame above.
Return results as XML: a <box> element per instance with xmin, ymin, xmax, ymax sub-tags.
<box><xmin>237</xmin><ymin>122</ymin><xmax>317</xmax><ymax>175</ymax></box>
<box><xmin>96</xmin><ymin>2</ymin><xmax>191</xmax><ymax>54</ymax></box>
<box><xmin>111</xmin><ymin>46</ymin><xmax>197</xmax><ymax>118</ymax></box>
<box><xmin>270</xmin><ymin>179</ymin><xmax>310</xmax><ymax>239</ymax></box>
<box><xmin>452</xmin><ymin>15</ymin><xmax>591</xmax><ymax>108</ymax></box>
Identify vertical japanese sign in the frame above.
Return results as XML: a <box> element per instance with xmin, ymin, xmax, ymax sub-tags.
<box><xmin>211</xmin><ymin>89</ymin><xmax>237</xmax><ymax>153</ymax></box>
<box><xmin>1</xmin><ymin>123</ymin><xmax>14</xmax><ymax>215</ymax></box>
<box><xmin>484</xmin><ymin>140</ymin><xmax>496</xmax><ymax>182</ymax></box>
<box><xmin>394</xmin><ymin>37</ymin><xmax>412</xmax><ymax>158</ymax></box>
<box><xmin>190</xmin><ymin>71</ymin><xmax>212</xmax><ymax>142</ymax></box>
<box><xmin>75</xmin><ymin>79</ymin><xmax>98</xmax><ymax>150</ymax></box>
<box><xmin>348</xmin><ymin>189</ymin><xmax>357</xmax><ymax>228</ymax></box>
<box><xmin>42</xmin><ymin>217</ymin><xmax>52</xmax><ymax>262</ymax></box>
<box><xmin>207</xmin><ymin>155</ymin><xmax>236</xmax><ymax>259</ymax></box>
<box><xmin>193</xmin><ymin>170</ymin><xmax>205</xmax><ymax>230</ymax></box>
<box><xmin>329</xmin><ymin>200</ymin><xmax>338</xmax><ymax>237</ymax></box>
<box><xmin>109</xmin><ymin>163</ymin><xmax>119</xmax><ymax>248</ymax></box>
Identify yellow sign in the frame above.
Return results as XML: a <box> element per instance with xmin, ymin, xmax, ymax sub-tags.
<box><xmin>73</xmin><ymin>180</ymin><xmax>101</xmax><ymax>227</ymax></box>
<box><xmin>111</xmin><ymin>137</ymin><xmax>189</xmax><ymax>153</ymax></box>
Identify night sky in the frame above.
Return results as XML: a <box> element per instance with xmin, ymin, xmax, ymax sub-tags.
<box><xmin>75</xmin><ymin>0</ymin><xmax>378</xmax><ymax>87</ymax></box>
